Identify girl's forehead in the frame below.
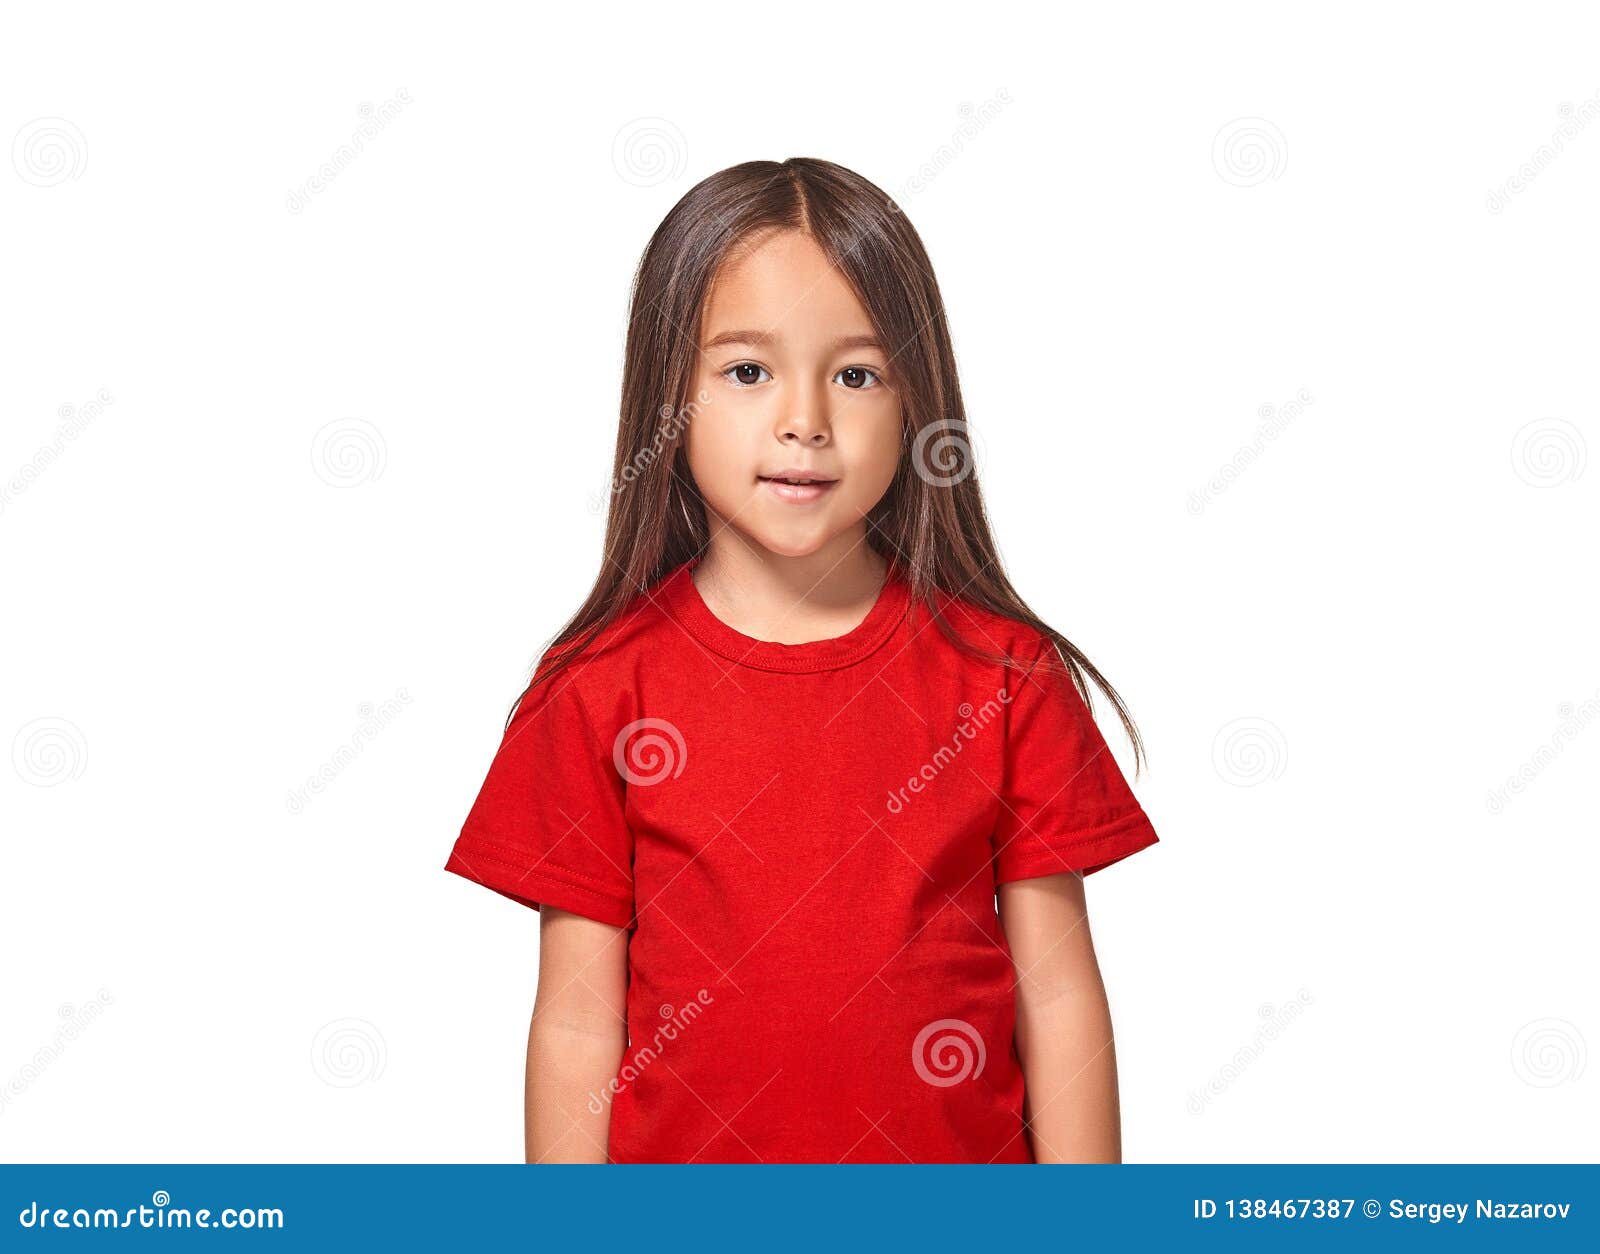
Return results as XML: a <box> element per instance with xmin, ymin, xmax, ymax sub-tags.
<box><xmin>702</xmin><ymin>230</ymin><xmax>873</xmax><ymax>342</ymax></box>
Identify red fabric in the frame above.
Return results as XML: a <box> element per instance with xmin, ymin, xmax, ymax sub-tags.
<box><xmin>444</xmin><ymin>557</ymin><xmax>1159</xmax><ymax>1163</ymax></box>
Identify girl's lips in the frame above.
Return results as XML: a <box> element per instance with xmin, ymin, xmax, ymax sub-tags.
<box><xmin>758</xmin><ymin>476</ymin><xmax>837</xmax><ymax>504</ymax></box>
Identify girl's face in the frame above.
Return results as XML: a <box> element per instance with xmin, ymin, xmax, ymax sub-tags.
<box><xmin>685</xmin><ymin>229</ymin><xmax>903</xmax><ymax>561</ymax></box>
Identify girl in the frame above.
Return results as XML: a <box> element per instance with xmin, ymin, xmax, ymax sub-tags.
<box><xmin>445</xmin><ymin>157</ymin><xmax>1160</xmax><ymax>1164</ymax></box>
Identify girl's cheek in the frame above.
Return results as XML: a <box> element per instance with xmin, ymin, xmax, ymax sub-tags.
<box><xmin>684</xmin><ymin>406</ymin><xmax>758</xmax><ymax>500</ymax></box>
<box><xmin>851</xmin><ymin>399</ymin><xmax>905</xmax><ymax>472</ymax></box>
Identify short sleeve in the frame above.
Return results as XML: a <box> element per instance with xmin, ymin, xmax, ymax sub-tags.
<box><xmin>444</xmin><ymin>668</ymin><xmax>635</xmax><ymax>929</ymax></box>
<box><xmin>992</xmin><ymin>635</ymin><xmax>1160</xmax><ymax>884</ymax></box>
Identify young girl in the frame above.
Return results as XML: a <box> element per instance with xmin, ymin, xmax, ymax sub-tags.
<box><xmin>444</xmin><ymin>157</ymin><xmax>1160</xmax><ymax>1164</ymax></box>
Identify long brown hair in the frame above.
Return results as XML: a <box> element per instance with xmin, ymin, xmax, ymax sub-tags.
<box><xmin>510</xmin><ymin>157</ymin><xmax>1146</xmax><ymax>772</ymax></box>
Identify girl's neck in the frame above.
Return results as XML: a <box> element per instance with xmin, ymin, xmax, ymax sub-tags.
<box><xmin>690</xmin><ymin>532</ymin><xmax>891</xmax><ymax>647</ymax></box>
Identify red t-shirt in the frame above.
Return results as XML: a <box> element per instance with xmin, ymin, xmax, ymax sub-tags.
<box><xmin>444</xmin><ymin>557</ymin><xmax>1159</xmax><ymax>1163</ymax></box>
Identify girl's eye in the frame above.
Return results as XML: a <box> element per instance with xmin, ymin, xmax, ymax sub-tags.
<box><xmin>725</xmin><ymin>362</ymin><xmax>771</xmax><ymax>387</ymax></box>
<box><xmin>836</xmin><ymin>366</ymin><xmax>882</xmax><ymax>390</ymax></box>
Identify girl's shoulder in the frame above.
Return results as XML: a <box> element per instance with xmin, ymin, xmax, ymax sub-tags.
<box><xmin>533</xmin><ymin>583</ymin><xmax>670</xmax><ymax>681</ymax></box>
<box><xmin>919</xmin><ymin>581</ymin><xmax>1051</xmax><ymax>666</ymax></box>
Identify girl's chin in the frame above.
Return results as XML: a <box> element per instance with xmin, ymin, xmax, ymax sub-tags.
<box><xmin>706</xmin><ymin>499</ymin><xmax>864</xmax><ymax>560</ymax></box>
<box><xmin>752</xmin><ymin>536</ymin><xmax>833</xmax><ymax>561</ymax></box>
<box><xmin>732</xmin><ymin>523</ymin><xmax>840</xmax><ymax>562</ymax></box>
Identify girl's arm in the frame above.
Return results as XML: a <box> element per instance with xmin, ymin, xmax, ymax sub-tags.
<box><xmin>525</xmin><ymin>906</ymin><xmax>629</xmax><ymax>1163</ymax></box>
<box><xmin>998</xmin><ymin>872</ymin><xmax>1122</xmax><ymax>1163</ymax></box>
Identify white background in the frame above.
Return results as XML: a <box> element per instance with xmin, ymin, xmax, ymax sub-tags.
<box><xmin>2</xmin><ymin>1</ymin><xmax>1595</xmax><ymax>1164</ymax></box>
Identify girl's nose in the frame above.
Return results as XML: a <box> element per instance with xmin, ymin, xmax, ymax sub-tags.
<box><xmin>778</xmin><ymin>379</ymin><xmax>831</xmax><ymax>444</ymax></box>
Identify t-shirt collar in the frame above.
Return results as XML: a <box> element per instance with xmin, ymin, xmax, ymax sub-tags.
<box><xmin>660</xmin><ymin>556</ymin><xmax>912</xmax><ymax>674</ymax></box>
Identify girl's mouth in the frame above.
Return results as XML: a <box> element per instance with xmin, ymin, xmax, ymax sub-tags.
<box><xmin>757</xmin><ymin>474</ymin><xmax>837</xmax><ymax>504</ymax></box>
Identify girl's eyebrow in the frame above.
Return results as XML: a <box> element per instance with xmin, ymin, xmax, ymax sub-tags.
<box><xmin>701</xmin><ymin>329</ymin><xmax>883</xmax><ymax>352</ymax></box>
